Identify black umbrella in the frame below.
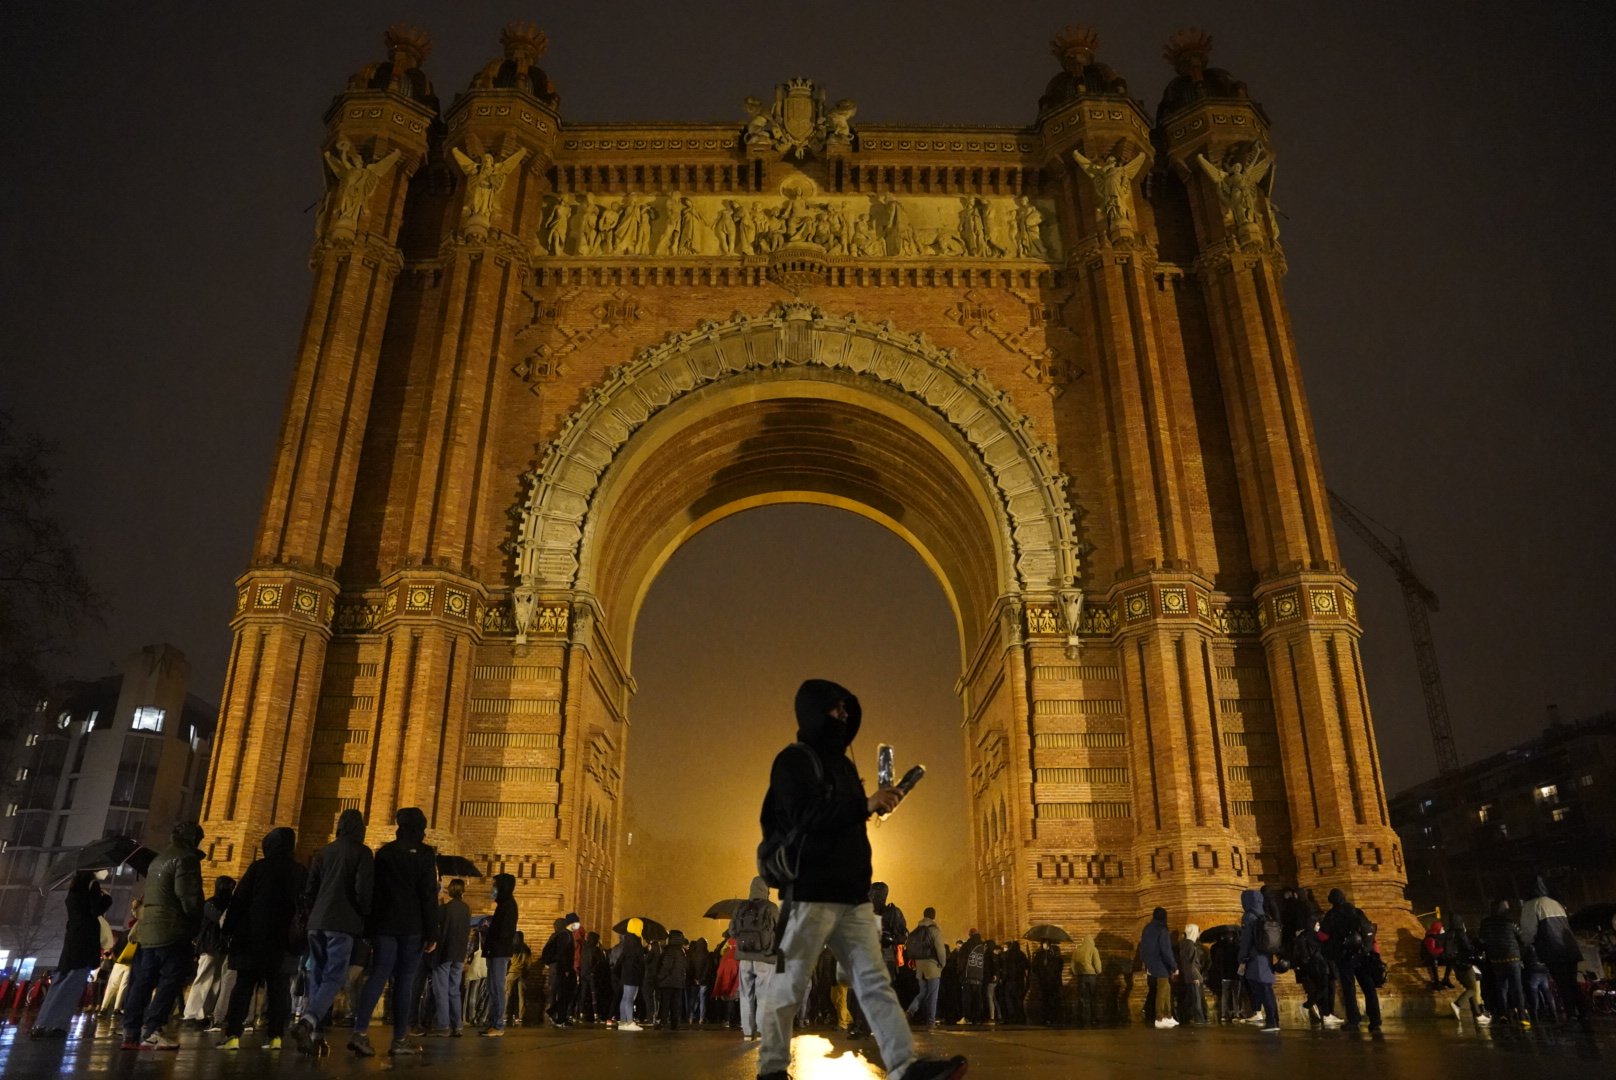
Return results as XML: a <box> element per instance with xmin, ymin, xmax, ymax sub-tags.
<box><xmin>436</xmin><ymin>854</ymin><xmax>483</xmax><ymax>878</ymax></box>
<box><xmin>612</xmin><ymin>916</ymin><xmax>668</xmax><ymax>942</ymax></box>
<box><xmin>1569</xmin><ymin>903</ymin><xmax>1616</xmax><ymax>935</ymax></box>
<box><xmin>704</xmin><ymin>899</ymin><xmax>746</xmax><ymax>920</ymax></box>
<box><xmin>47</xmin><ymin>836</ymin><xmax>158</xmax><ymax>888</ymax></box>
<box><xmin>1023</xmin><ymin>924</ymin><xmax>1072</xmax><ymax>943</ymax></box>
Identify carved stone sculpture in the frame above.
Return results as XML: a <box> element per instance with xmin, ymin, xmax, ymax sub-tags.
<box><xmin>1196</xmin><ymin>146</ymin><xmax>1273</xmax><ymax>246</ymax></box>
<box><xmin>1012</xmin><ymin>196</ymin><xmax>1049</xmax><ymax>258</ymax></box>
<box><xmin>540</xmin><ymin>196</ymin><xmax>573</xmax><ymax>255</ymax></box>
<box><xmin>740</xmin><ymin>80</ymin><xmax>855</xmax><ymax>160</ymax></box>
<box><xmin>320</xmin><ymin>139</ymin><xmax>401</xmax><ymax>238</ymax></box>
<box><xmin>451</xmin><ymin>146</ymin><xmax>527</xmax><ymax>229</ymax></box>
<box><xmin>1072</xmin><ymin>148</ymin><xmax>1146</xmax><ymax>242</ymax></box>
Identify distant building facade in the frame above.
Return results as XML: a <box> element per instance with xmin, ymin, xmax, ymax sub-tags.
<box><xmin>1391</xmin><ymin>711</ymin><xmax>1616</xmax><ymax>919</ymax></box>
<box><xmin>0</xmin><ymin>644</ymin><xmax>214</xmax><ymax>968</ymax></box>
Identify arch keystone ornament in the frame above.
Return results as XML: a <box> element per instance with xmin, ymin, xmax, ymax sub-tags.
<box><xmin>203</xmin><ymin>24</ymin><xmax>1422</xmax><ymax>1002</ymax></box>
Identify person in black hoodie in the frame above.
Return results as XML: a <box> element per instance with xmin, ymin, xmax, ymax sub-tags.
<box><xmin>754</xmin><ymin>678</ymin><xmax>967</xmax><ymax>1080</ymax></box>
<box><xmin>614</xmin><ymin>923</ymin><xmax>647</xmax><ymax>1030</ymax></box>
<box><xmin>1319</xmin><ymin>887</ymin><xmax>1380</xmax><ymax>1031</ymax></box>
<box><xmin>428</xmin><ymin>879</ymin><xmax>471</xmax><ymax>1036</ymax></box>
<box><xmin>218</xmin><ymin>827</ymin><xmax>306</xmax><ymax>1050</ymax></box>
<box><xmin>349</xmin><ymin>807</ymin><xmax>438</xmax><ymax>1057</ymax></box>
<box><xmin>542</xmin><ymin>912</ymin><xmax>579</xmax><ymax>1027</ymax></box>
<box><xmin>293</xmin><ymin>807</ymin><xmax>372</xmax><ymax>1056</ymax></box>
<box><xmin>481</xmin><ymin>873</ymin><xmax>518</xmax><ymax>1035</ymax></box>
<box><xmin>30</xmin><ymin>871</ymin><xmax>113</xmax><ymax>1037</ymax></box>
<box><xmin>656</xmin><ymin>930</ymin><xmax>690</xmax><ymax>1030</ymax></box>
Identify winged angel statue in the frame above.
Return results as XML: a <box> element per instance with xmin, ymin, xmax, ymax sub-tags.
<box><xmin>451</xmin><ymin>146</ymin><xmax>528</xmax><ymax>225</ymax></box>
<box><xmin>320</xmin><ymin>139</ymin><xmax>400</xmax><ymax>236</ymax></box>
<box><xmin>1196</xmin><ymin>145</ymin><xmax>1277</xmax><ymax>245</ymax></box>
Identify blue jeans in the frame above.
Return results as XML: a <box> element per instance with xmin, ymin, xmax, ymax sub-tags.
<box><xmin>431</xmin><ymin>960</ymin><xmax>464</xmax><ymax>1032</ymax></box>
<box><xmin>619</xmin><ymin>983</ymin><xmax>639</xmax><ymax>1022</ymax></box>
<box><xmin>304</xmin><ymin>930</ymin><xmax>354</xmax><ymax>1032</ymax></box>
<box><xmin>355</xmin><ymin>934</ymin><xmax>423</xmax><ymax>1043</ymax></box>
<box><xmin>123</xmin><ymin>942</ymin><xmax>195</xmax><ymax>1040</ymax></box>
<box><xmin>35</xmin><ymin>967</ymin><xmax>90</xmax><ymax>1030</ymax></box>
<box><xmin>485</xmin><ymin>957</ymin><xmax>510</xmax><ymax>1029</ymax></box>
<box><xmin>907</xmin><ymin>975</ymin><xmax>940</xmax><ymax>1023</ymax></box>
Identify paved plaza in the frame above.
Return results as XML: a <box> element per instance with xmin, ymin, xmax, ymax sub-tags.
<box><xmin>1</xmin><ymin>1017</ymin><xmax>1608</xmax><ymax>1079</ymax></box>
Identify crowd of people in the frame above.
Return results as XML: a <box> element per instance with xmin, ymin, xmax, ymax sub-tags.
<box><xmin>4</xmin><ymin>676</ymin><xmax>1604</xmax><ymax>1080</ymax></box>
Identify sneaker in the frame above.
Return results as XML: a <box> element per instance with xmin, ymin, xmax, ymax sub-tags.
<box><xmin>1519</xmin><ymin>1020</ymin><xmax>1531</xmax><ymax>1030</ymax></box>
<box><xmin>348</xmin><ymin>1032</ymin><xmax>375</xmax><ymax>1057</ymax></box>
<box><xmin>1475</xmin><ymin>1014</ymin><xmax>1492</xmax><ymax>1027</ymax></box>
<box><xmin>451</xmin><ymin>1029</ymin><xmax>463</xmax><ymax>1037</ymax></box>
<box><xmin>1261</xmin><ymin>1026</ymin><xmax>1281</xmax><ymax>1034</ymax></box>
<box><xmin>1153</xmin><ymin>1018</ymin><xmax>1178</xmax><ymax>1029</ymax></box>
<box><xmin>901</xmin><ymin>1055</ymin><xmax>970</xmax><ymax>1080</ymax></box>
<box><xmin>218</xmin><ymin>1036</ymin><xmax>241</xmax><ymax>1050</ymax></box>
<box><xmin>481</xmin><ymin>1028</ymin><xmax>504</xmax><ymax>1037</ymax></box>
<box><xmin>141</xmin><ymin>1031</ymin><xmax>180</xmax><ymax>1051</ymax></box>
<box><xmin>291</xmin><ymin>1018</ymin><xmax>315</xmax><ymax>1056</ymax></box>
<box><xmin>1321</xmin><ymin>1014</ymin><xmax>1344</xmax><ymax>1029</ymax></box>
<box><xmin>1451</xmin><ymin>1001</ymin><xmax>1462</xmax><ymax>1021</ymax></box>
<box><xmin>389</xmin><ymin>1039</ymin><xmax>422</xmax><ymax>1055</ymax></box>
<box><xmin>618</xmin><ymin>1021</ymin><xmax>642</xmax><ymax>1031</ymax></box>
<box><xmin>267</xmin><ymin>1037</ymin><xmax>282</xmax><ymax>1050</ymax></box>
<box><xmin>1239</xmin><ymin>1014</ymin><xmax>1265</xmax><ymax>1026</ymax></box>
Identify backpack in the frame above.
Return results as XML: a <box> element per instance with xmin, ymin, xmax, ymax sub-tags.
<box><xmin>757</xmin><ymin>743</ymin><xmax>831</xmax><ymax>889</ymax></box>
<box><xmin>905</xmin><ymin>924</ymin><xmax>937</xmax><ymax>961</ymax></box>
<box><xmin>1256</xmin><ymin>917</ymin><xmax>1284</xmax><ymax>955</ymax></box>
<box><xmin>1341</xmin><ymin>909</ymin><xmax>1377</xmax><ymax>956</ymax></box>
<box><xmin>732</xmin><ymin>899</ymin><xmax>776</xmax><ymax>955</ymax></box>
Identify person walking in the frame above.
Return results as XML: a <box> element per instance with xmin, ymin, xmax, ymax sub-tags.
<box><xmin>480</xmin><ymin>873</ymin><xmax>518</xmax><ymax>1036</ymax></box>
<box><xmin>428</xmin><ymin>879</ymin><xmax>470</xmax><ymax>1036</ymax></box>
<box><xmin>1237</xmin><ymin>889</ymin><xmax>1279</xmax><ymax>1032</ymax></box>
<box><xmin>1519</xmin><ymin>875</ymin><xmax>1590</xmax><ymax>1028</ymax></box>
<box><xmin>1175</xmin><ymin>924</ymin><xmax>1208</xmax><ymax>1025</ymax></box>
<box><xmin>181</xmin><ymin>875</ymin><xmax>234</xmax><ymax>1028</ymax></box>
<box><xmin>218</xmin><ymin>827</ymin><xmax>306</xmax><ymax>1051</ymax></box>
<box><xmin>1445</xmin><ymin>915</ymin><xmax>1490</xmax><ymax>1028</ymax></box>
<box><xmin>30</xmin><ymin>871</ymin><xmax>113</xmax><ymax>1038</ymax></box>
<box><xmin>120</xmin><ymin>821</ymin><xmax>205</xmax><ymax>1051</ymax></box>
<box><xmin>904</xmin><ymin>908</ymin><xmax>946</xmax><ymax>1028</ymax></box>
<box><xmin>1478</xmin><ymin>899</ymin><xmax>1529</xmax><ymax>1027</ymax></box>
<box><xmin>1293</xmin><ymin>918</ymin><xmax>1342</xmax><ymax>1027</ymax></box>
<box><xmin>958</xmin><ymin>930</ymin><xmax>987</xmax><ymax>1024</ymax></box>
<box><xmin>291</xmin><ymin>807</ymin><xmax>373</xmax><ymax>1056</ymax></box>
<box><xmin>754</xmin><ymin>679</ymin><xmax>966</xmax><ymax>1080</ymax></box>
<box><xmin>349</xmin><ymin>807</ymin><xmax>439</xmax><ymax>1058</ymax></box>
<box><xmin>730</xmin><ymin>875</ymin><xmax>779</xmax><ymax>1040</ymax></box>
<box><xmin>615</xmin><ymin>921</ymin><xmax>647</xmax><ymax>1030</ymax></box>
<box><xmin>1320</xmin><ymin>888</ymin><xmax>1381</xmax><ymax>1032</ymax></box>
<box><xmin>541</xmin><ymin>913</ymin><xmax>580</xmax><ymax>1027</ymax></box>
<box><xmin>1140</xmin><ymin>907</ymin><xmax>1178</xmax><ymax>1029</ymax></box>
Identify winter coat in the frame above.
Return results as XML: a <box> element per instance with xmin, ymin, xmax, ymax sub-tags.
<box><xmin>1479</xmin><ymin>910</ymin><xmax>1526</xmax><ymax>964</ymax></box>
<box><xmin>542</xmin><ymin>922</ymin><xmax>575</xmax><ymax>972</ymax></box>
<box><xmin>713</xmin><ymin>938</ymin><xmax>740</xmax><ymax>998</ymax></box>
<box><xmin>1319</xmin><ymin>890</ymin><xmax>1370</xmax><ymax>962</ymax></box>
<box><xmin>616</xmin><ymin>932</ymin><xmax>646</xmax><ymax>985</ymax></box>
<box><xmin>579</xmin><ymin>932</ymin><xmax>605</xmax><ymax>979</ymax></box>
<box><xmin>137</xmin><ymin>831</ymin><xmax>205</xmax><ymax>948</ymax></box>
<box><xmin>759</xmin><ymin>680</ymin><xmax>875</xmax><ymax>904</ymax></box>
<box><xmin>1422</xmin><ymin>921</ymin><xmax>1446</xmax><ymax>960</ymax></box>
<box><xmin>195</xmin><ymin>878</ymin><xmax>234</xmax><ymax>955</ymax></box>
<box><xmin>1069</xmin><ymin>935</ymin><xmax>1101</xmax><ymax>977</ymax></box>
<box><xmin>433</xmin><ymin>897</ymin><xmax>470</xmax><ymax>967</ymax></box>
<box><xmin>871</xmin><ymin>882</ymin><xmax>908</xmax><ymax>963</ymax></box>
<box><xmin>1237</xmin><ymin>889</ymin><xmax>1275</xmax><ymax>984</ymax></box>
<box><xmin>1176</xmin><ymin>934</ymin><xmax>1207</xmax><ymax>984</ymax></box>
<box><xmin>657</xmin><ymin>933</ymin><xmax>690</xmax><ymax>989</ymax></box>
<box><xmin>961</xmin><ymin>934</ymin><xmax>987</xmax><ymax>984</ymax></box>
<box><xmin>730</xmin><ymin>876</ymin><xmax>781</xmax><ymax>962</ymax></box>
<box><xmin>999</xmin><ymin>943</ymin><xmax>1031</xmax><ymax>985</ymax></box>
<box><xmin>911</xmin><ymin>918</ymin><xmax>946</xmax><ymax>980</ymax></box>
<box><xmin>223</xmin><ymin>828</ymin><xmax>307</xmax><ymax>968</ymax></box>
<box><xmin>1140</xmin><ymin>908</ymin><xmax>1177</xmax><ymax>978</ymax></box>
<box><xmin>483</xmin><ymin>874</ymin><xmax>518</xmax><ymax>958</ymax></box>
<box><xmin>368</xmin><ymin>808</ymin><xmax>438</xmax><ymax>941</ymax></box>
<box><xmin>57</xmin><ymin>873</ymin><xmax>113</xmax><ymax>970</ymax></box>
<box><xmin>1519</xmin><ymin>877</ymin><xmax>1581</xmax><ymax>964</ymax></box>
<box><xmin>304</xmin><ymin>808</ymin><xmax>374</xmax><ymax>935</ymax></box>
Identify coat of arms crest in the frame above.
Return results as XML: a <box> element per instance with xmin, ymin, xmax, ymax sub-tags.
<box><xmin>742</xmin><ymin>79</ymin><xmax>857</xmax><ymax>159</ymax></box>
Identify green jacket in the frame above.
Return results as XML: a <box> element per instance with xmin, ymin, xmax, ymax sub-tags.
<box><xmin>136</xmin><ymin>840</ymin><xmax>204</xmax><ymax>948</ymax></box>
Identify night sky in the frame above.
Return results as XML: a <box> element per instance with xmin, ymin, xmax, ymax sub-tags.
<box><xmin>4</xmin><ymin>3</ymin><xmax>1614</xmax><ymax>929</ymax></box>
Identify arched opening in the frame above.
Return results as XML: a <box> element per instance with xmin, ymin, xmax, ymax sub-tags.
<box><xmin>618</xmin><ymin>504</ymin><xmax>973</xmax><ymax>934</ymax></box>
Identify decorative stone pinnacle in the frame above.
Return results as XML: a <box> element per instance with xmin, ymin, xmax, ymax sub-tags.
<box><xmin>501</xmin><ymin>21</ymin><xmax>548</xmax><ymax>62</ymax></box>
<box><xmin>1163</xmin><ymin>28</ymin><xmax>1214</xmax><ymax>78</ymax></box>
<box><xmin>384</xmin><ymin>24</ymin><xmax>432</xmax><ymax>70</ymax></box>
<box><xmin>1050</xmin><ymin>24</ymin><xmax>1100</xmax><ymax>67</ymax></box>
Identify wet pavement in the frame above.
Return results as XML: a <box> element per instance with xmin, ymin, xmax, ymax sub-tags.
<box><xmin>0</xmin><ymin>1016</ymin><xmax>1608</xmax><ymax>1078</ymax></box>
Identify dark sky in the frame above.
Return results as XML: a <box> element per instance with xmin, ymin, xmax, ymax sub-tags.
<box><xmin>4</xmin><ymin>0</ymin><xmax>1614</xmax><ymax>834</ymax></box>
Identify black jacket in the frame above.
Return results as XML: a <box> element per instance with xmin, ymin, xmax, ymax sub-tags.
<box><xmin>304</xmin><ymin>809</ymin><xmax>374</xmax><ymax>935</ymax></box>
<box><xmin>483</xmin><ymin>874</ymin><xmax>518</xmax><ymax>958</ymax></box>
<box><xmin>542</xmin><ymin>919</ymin><xmax>574</xmax><ymax>971</ymax></box>
<box><xmin>223</xmin><ymin>828</ymin><xmax>306</xmax><ymax>967</ymax></box>
<box><xmin>433</xmin><ymin>897</ymin><xmax>470</xmax><ymax>967</ymax></box>
<box><xmin>615</xmin><ymin>932</ymin><xmax>646</xmax><ymax>985</ymax></box>
<box><xmin>58</xmin><ymin>873</ymin><xmax>113</xmax><ymax>970</ymax></box>
<box><xmin>369</xmin><ymin>808</ymin><xmax>438</xmax><ymax>941</ymax></box>
<box><xmin>759</xmin><ymin>679</ymin><xmax>874</xmax><ymax>904</ymax></box>
<box><xmin>657</xmin><ymin>932</ymin><xmax>689</xmax><ymax>989</ymax></box>
<box><xmin>1479</xmin><ymin>910</ymin><xmax>1526</xmax><ymax>964</ymax></box>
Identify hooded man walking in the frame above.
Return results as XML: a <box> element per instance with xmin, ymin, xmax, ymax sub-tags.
<box><xmin>218</xmin><ymin>827</ymin><xmax>306</xmax><ymax>1050</ymax></box>
<box><xmin>293</xmin><ymin>807</ymin><xmax>372</xmax><ymax>1055</ymax></box>
<box><xmin>730</xmin><ymin>875</ymin><xmax>779</xmax><ymax>1039</ymax></box>
<box><xmin>1139</xmin><ymin>907</ymin><xmax>1178</xmax><ymax>1028</ymax></box>
<box><xmin>120</xmin><ymin>821</ymin><xmax>205</xmax><ymax>1050</ymax></box>
<box><xmin>754</xmin><ymin>679</ymin><xmax>966</xmax><ymax>1080</ymax></box>
<box><xmin>1519</xmin><ymin>875</ymin><xmax>1590</xmax><ymax>1028</ymax></box>
<box><xmin>350</xmin><ymin>807</ymin><xmax>438</xmax><ymax>1057</ymax></box>
<box><xmin>481</xmin><ymin>873</ymin><xmax>519</xmax><ymax>1036</ymax></box>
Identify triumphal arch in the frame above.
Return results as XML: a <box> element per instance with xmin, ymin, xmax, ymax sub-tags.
<box><xmin>202</xmin><ymin>23</ymin><xmax>1411</xmax><ymax>949</ymax></box>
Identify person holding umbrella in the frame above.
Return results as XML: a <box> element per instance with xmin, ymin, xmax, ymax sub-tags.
<box><xmin>29</xmin><ymin>871</ymin><xmax>113</xmax><ymax>1038</ymax></box>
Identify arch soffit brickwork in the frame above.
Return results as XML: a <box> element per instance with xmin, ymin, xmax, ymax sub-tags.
<box><xmin>510</xmin><ymin>301</ymin><xmax>1083</xmax><ymax>637</ymax></box>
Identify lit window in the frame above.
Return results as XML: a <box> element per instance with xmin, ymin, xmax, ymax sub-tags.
<box><xmin>1534</xmin><ymin>784</ymin><xmax>1559</xmax><ymax>803</ymax></box>
<box><xmin>85</xmin><ymin>710</ymin><xmax>99</xmax><ymax>728</ymax></box>
<box><xmin>1580</xmin><ymin>774</ymin><xmax>1595</xmax><ymax>788</ymax></box>
<box><xmin>1551</xmin><ymin>807</ymin><xmax>1570</xmax><ymax>823</ymax></box>
<box><xmin>1420</xmin><ymin>799</ymin><xmax>1434</xmax><ymax>813</ymax></box>
<box><xmin>1477</xmin><ymin>805</ymin><xmax>1493</xmax><ymax>823</ymax></box>
<box><xmin>1422</xmin><ymin>825</ymin><xmax>1433</xmax><ymax>835</ymax></box>
<box><xmin>14</xmin><ymin>767</ymin><xmax>27</xmax><ymax>782</ymax></box>
<box><xmin>131</xmin><ymin>707</ymin><xmax>165</xmax><ymax>733</ymax></box>
<box><xmin>24</xmin><ymin>733</ymin><xmax>39</xmax><ymax>747</ymax></box>
<box><xmin>4</xmin><ymin>804</ymin><xmax>17</xmax><ymax>817</ymax></box>
<box><xmin>57</xmin><ymin>711</ymin><xmax>72</xmax><ymax>729</ymax></box>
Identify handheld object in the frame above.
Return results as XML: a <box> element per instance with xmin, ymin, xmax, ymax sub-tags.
<box><xmin>895</xmin><ymin>763</ymin><xmax>926</xmax><ymax>797</ymax></box>
<box><xmin>877</xmin><ymin>744</ymin><xmax>894</xmax><ymax>788</ymax></box>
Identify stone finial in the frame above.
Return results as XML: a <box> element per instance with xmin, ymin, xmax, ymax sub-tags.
<box><xmin>1050</xmin><ymin>24</ymin><xmax>1101</xmax><ymax>71</ymax></box>
<box><xmin>384</xmin><ymin>24</ymin><xmax>432</xmax><ymax>72</ymax></box>
<box><xmin>1163</xmin><ymin>28</ymin><xmax>1214</xmax><ymax>79</ymax></box>
<box><xmin>500</xmin><ymin>21</ymin><xmax>549</xmax><ymax>63</ymax></box>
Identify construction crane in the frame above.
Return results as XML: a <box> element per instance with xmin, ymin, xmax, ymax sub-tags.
<box><xmin>1327</xmin><ymin>489</ymin><xmax>1460</xmax><ymax>775</ymax></box>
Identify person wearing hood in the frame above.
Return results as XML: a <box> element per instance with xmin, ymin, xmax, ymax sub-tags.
<box><xmin>905</xmin><ymin>907</ymin><xmax>947</xmax><ymax>1027</ymax></box>
<box><xmin>478</xmin><ymin>873</ymin><xmax>518</xmax><ymax>1036</ymax></box>
<box><xmin>292</xmin><ymin>807</ymin><xmax>373</xmax><ymax>1056</ymax></box>
<box><xmin>1067</xmin><ymin>931</ymin><xmax>1101</xmax><ymax>1027</ymax></box>
<box><xmin>686</xmin><ymin>937</ymin><xmax>713</xmax><ymax>1025</ymax></box>
<box><xmin>120</xmin><ymin>820</ymin><xmax>205</xmax><ymax>1051</ymax></box>
<box><xmin>1519</xmin><ymin>875</ymin><xmax>1589</xmax><ymax>1027</ymax></box>
<box><xmin>1445</xmin><ymin>914</ymin><xmax>1490</xmax><ymax>1028</ymax></box>
<box><xmin>29</xmin><ymin>870</ymin><xmax>114</xmax><ymax>1038</ymax></box>
<box><xmin>578</xmin><ymin>929</ymin><xmax>609</xmax><ymax>1023</ymax></box>
<box><xmin>729</xmin><ymin>875</ymin><xmax>780</xmax><ymax>1039</ymax></box>
<box><xmin>218</xmin><ymin>827</ymin><xmax>306</xmax><ymax>1050</ymax></box>
<box><xmin>427</xmin><ymin>878</ymin><xmax>470</xmax><ymax>1036</ymax></box>
<box><xmin>1176</xmin><ymin>924</ymin><xmax>1208</xmax><ymax>1025</ymax></box>
<box><xmin>350</xmin><ymin>807</ymin><xmax>438</xmax><ymax>1057</ymax></box>
<box><xmin>1478</xmin><ymin>899</ymin><xmax>1529</xmax><ymax>1026</ymax></box>
<box><xmin>1139</xmin><ymin>907</ymin><xmax>1179</xmax><ymax>1028</ymax></box>
<box><xmin>654</xmin><ymin>929</ymin><xmax>690</xmax><ymax>1029</ymax></box>
<box><xmin>958</xmin><ymin>929</ymin><xmax>988</xmax><ymax>1023</ymax></box>
<box><xmin>1422</xmin><ymin>918</ymin><xmax>1449</xmax><ymax>989</ymax></box>
<box><xmin>1319</xmin><ymin>887</ymin><xmax>1379</xmax><ymax>1031</ymax></box>
<box><xmin>1237</xmin><ymin>888</ymin><xmax>1279</xmax><ymax>1032</ymax></box>
<box><xmin>541</xmin><ymin>911</ymin><xmax>580</xmax><ymax>1027</ymax></box>
<box><xmin>754</xmin><ymin>679</ymin><xmax>967</xmax><ymax>1080</ymax></box>
<box><xmin>615</xmin><ymin>920</ymin><xmax>647</xmax><ymax>1030</ymax></box>
<box><xmin>181</xmin><ymin>874</ymin><xmax>234</xmax><ymax>1029</ymax></box>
